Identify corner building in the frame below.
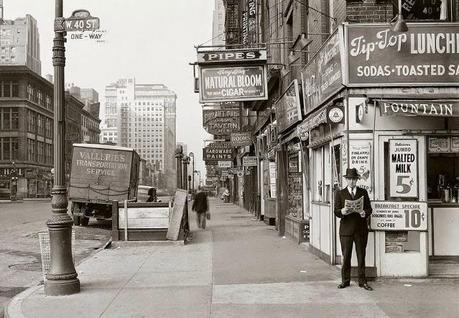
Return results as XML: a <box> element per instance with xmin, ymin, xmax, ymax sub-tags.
<box><xmin>218</xmin><ymin>0</ymin><xmax>459</xmax><ymax>278</ymax></box>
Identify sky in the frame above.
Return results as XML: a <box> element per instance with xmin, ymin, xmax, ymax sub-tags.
<box><xmin>5</xmin><ymin>0</ymin><xmax>212</xmax><ymax>180</ymax></box>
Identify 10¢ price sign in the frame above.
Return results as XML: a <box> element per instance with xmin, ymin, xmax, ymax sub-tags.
<box><xmin>389</xmin><ymin>139</ymin><xmax>418</xmax><ymax>198</ymax></box>
<box><xmin>370</xmin><ymin>201</ymin><xmax>427</xmax><ymax>231</ymax></box>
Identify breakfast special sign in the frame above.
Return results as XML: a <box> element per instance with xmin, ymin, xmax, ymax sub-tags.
<box><xmin>345</xmin><ymin>23</ymin><xmax>459</xmax><ymax>86</ymax></box>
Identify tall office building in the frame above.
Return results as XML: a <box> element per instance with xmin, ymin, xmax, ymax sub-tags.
<box><xmin>100</xmin><ymin>78</ymin><xmax>177</xmax><ymax>190</ymax></box>
<box><xmin>0</xmin><ymin>4</ymin><xmax>41</xmax><ymax>75</ymax></box>
<box><xmin>212</xmin><ymin>0</ymin><xmax>226</xmax><ymax>46</ymax></box>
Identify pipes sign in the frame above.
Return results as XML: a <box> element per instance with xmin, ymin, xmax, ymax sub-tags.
<box><xmin>389</xmin><ymin>139</ymin><xmax>418</xmax><ymax>198</ymax></box>
<box><xmin>370</xmin><ymin>201</ymin><xmax>427</xmax><ymax>231</ymax></box>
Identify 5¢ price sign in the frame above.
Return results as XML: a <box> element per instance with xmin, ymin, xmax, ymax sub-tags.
<box><xmin>370</xmin><ymin>201</ymin><xmax>427</xmax><ymax>231</ymax></box>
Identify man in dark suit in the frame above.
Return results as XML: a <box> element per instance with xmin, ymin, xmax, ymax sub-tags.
<box><xmin>334</xmin><ymin>168</ymin><xmax>373</xmax><ymax>291</ymax></box>
<box><xmin>192</xmin><ymin>190</ymin><xmax>209</xmax><ymax>229</ymax></box>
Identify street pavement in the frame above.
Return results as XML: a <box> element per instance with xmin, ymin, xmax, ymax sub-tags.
<box><xmin>5</xmin><ymin>198</ymin><xmax>459</xmax><ymax>318</ymax></box>
<box><xmin>0</xmin><ymin>200</ymin><xmax>111</xmax><ymax>318</ymax></box>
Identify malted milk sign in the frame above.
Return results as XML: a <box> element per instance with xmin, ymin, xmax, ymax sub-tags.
<box><xmin>371</xmin><ymin>201</ymin><xmax>427</xmax><ymax>231</ymax></box>
<box><xmin>389</xmin><ymin>139</ymin><xmax>418</xmax><ymax>198</ymax></box>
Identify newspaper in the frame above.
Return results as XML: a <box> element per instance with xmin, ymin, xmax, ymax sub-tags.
<box><xmin>344</xmin><ymin>197</ymin><xmax>364</xmax><ymax>215</ymax></box>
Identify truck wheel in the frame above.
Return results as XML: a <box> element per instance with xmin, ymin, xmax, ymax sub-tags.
<box><xmin>80</xmin><ymin>216</ymin><xmax>89</xmax><ymax>226</ymax></box>
<box><xmin>73</xmin><ymin>215</ymin><xmax>81</xmax><ymax>226</ymax></box>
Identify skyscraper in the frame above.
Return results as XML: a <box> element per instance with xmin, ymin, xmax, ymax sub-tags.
<box><xmin>100</xmin><ymin>78</ymin><xmax>177</xmax><ymax>190</ymax></box>
<box><xmin>0</xmin><ymin>5</ymin><xmax>41</xmax><ymax>75</ymax></box>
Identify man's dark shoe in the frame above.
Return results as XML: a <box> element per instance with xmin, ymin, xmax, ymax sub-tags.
<box><xmin>337</xmin><ymin>282</ymin><xmax>350</xmax><ymax>289</ymax></box>
<box><xmin>359</xmin><ymin>283</ymin><xmax>373</xmax><ymax>291</ymax></box>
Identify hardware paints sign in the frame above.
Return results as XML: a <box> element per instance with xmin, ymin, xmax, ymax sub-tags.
<box><xmin>346</xmin><ymin>23</ymin><xmax>459</xmax><ymax>86</ymax></box>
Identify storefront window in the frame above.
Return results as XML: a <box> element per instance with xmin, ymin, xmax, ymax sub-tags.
<box><xmin>313</xmin><ymin>147</ymin><xmax>323</xmax><ymax>202</ymax></box>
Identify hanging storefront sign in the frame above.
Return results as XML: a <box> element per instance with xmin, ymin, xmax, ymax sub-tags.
<box><xmin>327</xmin><ymin>105</ymin><xmax>344</xmax><ymax>124</ymax></box>
<box><xmin>370</xmin><ymin>201</ymin><xmax>428</xmax><ymax>231</ymax></box>
<box><xmin>389</xmin><ymin>139</ymin><xmax>418</xmax><ymax>198</ymax></box>
<box><xmin>378</xmin><ymin>100</ymin><xmax>459</xmax><ymax>117</ymax></box>
<box><xmin>203</xmin><ymin>142</ymin><xmax>235</xmax><ymax>162</ymax></box>
<box><xmin>301</xmin><ymin>27</ymin><xmax>344</xmax><ymax>114</ymax></box>
<box><xmin>218</xmin><ymin>161</ymin><xmax>232</xmax><ymax>168</ymax></box>
<box><xmin>243</xmin><ymin>156</ymin><xmax>257</xmax><ymax>167</ymax></box>
<box><xmin>248</xmin><ymin>0</ymin><xmax>257</xmax><ymax>44</ymax></box>
<box><xmin>275</xmin><ymin>79</ymin><xmax>302</xmax><ymax>133</ymax></box>
<box><xmin>197</xmin><ymin>49</ymin><xmax>267</xmax><ymax>64</ymax></box>
<box><xmin>231</xmin><ymin>131</ymin><xmax>253</xmax><ymax>147</ymax></box>
<box><xmin>199</xmin><ymin>65</ymin><xmax>268</xmax><ymax>103</ymax></box>
<box><xmin>349</xmin><ymin>141</ymin><xmax>372</xmax><ymax>194</ymax></box>
<box><xmin>345</xmin><ymin>23</ymin><xmax>459</xmax><ymax>86</ymax></box>
<box><xmin>203</xmin><ymin>108</ymin><xmax>240</xmax><ymax>135</ymax></box>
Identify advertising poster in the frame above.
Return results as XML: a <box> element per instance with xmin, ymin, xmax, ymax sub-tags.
<box><xmin>276</xmin><ymin>79</ymin><xmax>302</xmax><ymax>132</ymax></box>
<box><xmin>199</xmin><ymin>65</ymin><xmax>268</xmax><ymax>103</ymax></box>
<box><xmin>428</xmin><ymin>137</ymin><xmax>450</xmax><ymax>153</ymax></box>
<box><xmin>349</xmin><ymin>141</ymin><xmax>372</xmax><ymax>194</ymax></box>
<box><xmin>269</xmin><ymin>161</ymin><xmax>277</xmax><ymax>199</ymax></box>
<box><xmin>371</xmin><ymin>201</ymin><xmax>427</xmax><ymax>231</ymax></box>
<box><xmin>301</xmin><ymin>28</ymin><xmax>344</xmax><ymax>114</ymax></box>
<box><xmin>389</xmin><ymin>139</ymin><xmax>418</xmax><ymax>198</ymax></box>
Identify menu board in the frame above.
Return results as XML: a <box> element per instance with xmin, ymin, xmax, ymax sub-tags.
<box><xmin>287</xmin><ymin>154</ymin><xmax>303</xmax><ymax>219</ymax></box>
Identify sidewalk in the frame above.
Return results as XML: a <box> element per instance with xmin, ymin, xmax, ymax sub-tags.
<box><xmin>5</xmin><ymin>198</ymin><xmax>459</xmax><ymax>318</ymax></box>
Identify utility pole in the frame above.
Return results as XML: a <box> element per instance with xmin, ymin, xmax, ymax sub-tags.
<box><xmin>45</xmin><ymin>0</ymin><xmax>80</xmax><ymax>296</ymax></box>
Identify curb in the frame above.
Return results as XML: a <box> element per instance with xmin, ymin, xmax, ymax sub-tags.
<box><xmin>4</xmin><ymin>236</ymin><xmax>112</xmax><ymax>318</ymax></box>
<box><xmin>4</xmin><ymin>285</ymin><xmax>42</xmax><ymax>318</ymax></box>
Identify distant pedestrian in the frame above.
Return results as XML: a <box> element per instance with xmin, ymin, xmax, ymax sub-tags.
<box><xmin>192</xmin><ymin>191</ymin><xmax>209</xmax><ymax>229</ymax></box>
<box><xmin>146</xmin><ymin>187</ymin><xmax>157</xmax><ymax>202</ymax></box>
<box><xmin>334</xmin><ymin>168</ymin><xmax>373</xmax><ymax>291</ymax></box>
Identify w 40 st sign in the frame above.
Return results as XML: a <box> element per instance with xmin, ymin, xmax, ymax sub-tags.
<box><xmin>55</xmin><ymin>9</ymin><xmax>100</xmax><ymax>32</ymax></box>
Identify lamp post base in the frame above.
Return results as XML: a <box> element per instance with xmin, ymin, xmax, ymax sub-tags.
<box><xmin>45</xmin><ymin>278</ymin><xmax>80</xmax><ymax>296</ymax></box>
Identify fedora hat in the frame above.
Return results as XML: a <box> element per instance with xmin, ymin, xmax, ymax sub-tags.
<box><xmin>343</xmin><ymin>168</ymin><xmax>360</xmax><ymax>179</ymax></box>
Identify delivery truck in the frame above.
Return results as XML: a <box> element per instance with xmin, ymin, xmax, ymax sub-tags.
<box><xmin>69</xmin><ymin>143</ymin><xmax>140</xmax><ymax>226</ymax></box>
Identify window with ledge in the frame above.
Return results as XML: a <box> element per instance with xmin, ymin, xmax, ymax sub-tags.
<box><xmin>402</xmin><ymin>0</ymin><xmax>451</xmax><ymax>21</ymax></box>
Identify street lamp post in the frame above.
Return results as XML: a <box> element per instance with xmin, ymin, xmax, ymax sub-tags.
<box><xmin>45</xmin><ymin>0</ymin><xmax>80</xmax><ymax>296</ymax></box>
<box><xmin>182</xmin><ymin>156</ymin><xmax>189</xmax><ymax>191</ymax></box>
<box><xmin>175</xmin><ymin>146</ymin><xmax>183</xmax><ymax>189</ymax></box>
<box><xmin>189</xmin><ymin>152</ymin><xmax>194</xmax><ymax>192</ymax></box>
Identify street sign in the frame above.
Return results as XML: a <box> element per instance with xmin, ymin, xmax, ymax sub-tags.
<box><xmin>64</xmin><ymin>10</ymin><xmax>100</xmax><ymax>32</ymax></box>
